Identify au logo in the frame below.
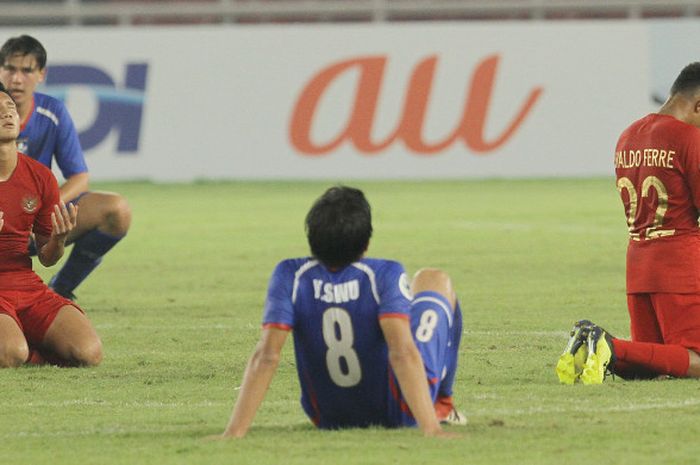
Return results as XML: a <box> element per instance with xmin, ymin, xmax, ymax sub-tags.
<box><xmin>44</xmin><ymin>63</ymin><xmax>149</xmax><ymax>154</ymax></box>
<box><xmin>291</xmin><ymin>54</ymin><xmax>543</xmax><ymax>156</ymax></box>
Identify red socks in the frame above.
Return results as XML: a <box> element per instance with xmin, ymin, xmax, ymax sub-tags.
<box><xmin>434</xmin><ymin>395</ymin><xmax>454</xmax><ymax>421</ymax></box>
<box><xmin>612</xmin><ymin>339</ymin><xmax>690</xmax><ymax>377</ymax></box>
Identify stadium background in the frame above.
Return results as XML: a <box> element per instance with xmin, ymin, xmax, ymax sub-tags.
<box><xmin>0</xmin><ymin>1</ymin><xmax>698</xmax><ymax>181</ymax></box>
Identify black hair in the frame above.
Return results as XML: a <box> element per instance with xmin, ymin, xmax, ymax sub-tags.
<box><xmin>0</xmin><ymin>81</ymin><xmax>12</xmax><ymax>100</ymax></box>
<box><xmin>670</xmin><ymin>62</ymin><xmax>700</xmax><ymax>97</ymax></box>
<box><xmin>305</xmin><ymin>186</ymin><xmax>373</xmax><ymax>269</ymax></box>
<box><xmin>0</xmin><ymin>35</ymin><xmax>47</xmax><ymax>70</ymax></box>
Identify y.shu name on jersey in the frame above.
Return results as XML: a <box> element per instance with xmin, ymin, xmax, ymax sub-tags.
<box><xmin>313</xmin><ymin>279</ymin><xmax>360</xmax><ymax>303</ymax></box>
<box><xmin>615</xmin><ymin>148</ymin><xmax>675</xmax><ymax>169</ymax></box>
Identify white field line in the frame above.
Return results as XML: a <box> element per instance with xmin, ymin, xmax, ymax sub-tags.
<box><xmin>465</xmin><ymin>330</ymin><xmax>568</xmax><ymax>337</ymax></box>
<box><xmin>0</xmin><ymin>399</ymin><xmax>227</xmax><ymax>409</ymax></box>
<box><xmin>2</xmin><ymin>398</ymin><xmax>699</xmax><ymax>439</ymax></box>
<box><xmin>1</xmin><ymin>398</ymin><xmax>699</xmax><ymax>439</ymax></box>
<box><xmin>2</xmin><ymin>424</ymin><xmax>196</xmax><ymax>439</ymax></box>
<box><xmin>92</xmin><ymin>324</ymin><xmax>577</xmax><ymax>339</ymax></box>
<box><xmin>468</xmin><ymin>398</ymin><xmax>700</xmax><ymax>417</ymax></box>
<box><xmin>94</xmin><ymin>323</ymin><xmax>240</xmax><ymax>330</ymax></box>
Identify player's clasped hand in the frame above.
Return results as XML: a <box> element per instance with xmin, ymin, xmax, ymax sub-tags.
<box><xmin>50</xmin><ymin>201</ymin><xmax>78</xmax><ymax>241</ymax></box>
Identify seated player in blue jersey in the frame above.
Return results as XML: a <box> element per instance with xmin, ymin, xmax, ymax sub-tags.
<box><xmin>219</xmin><ymin>186</ymin><xmax>465</xmax><ymax>438</ymax></box>
<box><xmin>0</xmin><ymin>35</ymin><xmax>131</xmax><ymax>300</ymax></box>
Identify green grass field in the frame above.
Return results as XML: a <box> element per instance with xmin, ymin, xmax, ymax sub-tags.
<box><xmin>2</xmin><ymin>179</ymin><xmax>699</xmax><ymax>465</ymax></box>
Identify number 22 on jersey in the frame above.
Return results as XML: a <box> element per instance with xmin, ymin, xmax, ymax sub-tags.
<box><xmin>617</xmin><ymin>175</ymin><xmax>675</xmax><ymax>240</ymax></box>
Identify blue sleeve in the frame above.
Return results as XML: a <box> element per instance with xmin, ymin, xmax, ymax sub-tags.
<box><xmin>377</xmin><ymin>261</ymin><xmax>412</xmax><ymax>318</ymax></box>
<box><xmin>262</xmin><ymin>260</ymin><xmax>295</xmax><ymax>328</ymax></box>
<box><xmin>54</xmin><ymin>103</ymin><xmax>88</xmax><ymax>179</ymax></box>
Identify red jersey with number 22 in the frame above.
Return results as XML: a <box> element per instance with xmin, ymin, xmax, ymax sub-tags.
<box><xmin>0</xmin><ymin>153</ymin><xmax>59</xmax><ymax>289</ymax></box>
<box><xmin>615</xmin><ymin>113</ymin><xmax>700</xmax><ymax>293</ymax></box>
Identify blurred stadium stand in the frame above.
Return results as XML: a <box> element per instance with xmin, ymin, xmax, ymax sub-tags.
<box><xmin>0</xmin><ymin>0</ymin><xmax>698</xmax><ymax>26</ymax></box>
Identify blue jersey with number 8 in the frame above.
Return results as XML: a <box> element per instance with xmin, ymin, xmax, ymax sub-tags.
<box><xmin>263</xmin><ymin>257</ymin><xmax>451</xmax><ymax>429</ymax></box>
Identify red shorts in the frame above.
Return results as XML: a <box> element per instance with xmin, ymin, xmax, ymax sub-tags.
<box><xmin>0</xmin><ymin>287</ymin><xmax>80</xmax><ymax>346</ymax></box>
<box><xmin>627</xmin><ymin>293</ymin><xmax>700</xmax><ymax>353</ymax></box>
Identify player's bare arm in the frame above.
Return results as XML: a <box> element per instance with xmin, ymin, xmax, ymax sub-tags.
<box><xmin>0</xmin><ymin>210</ymin><xmax>3</xmax><ymax>232</ymax></box>
<box><xmin>220</xmin><ymin>327</ymin><xmax>289</xmax><ymax>439</ymax></box>
<box><xmin>379</xmin><ymin>317</ymin><xmax>448</xmax><ymax>438</ymax></box>
<box><xmin>59</xmin><ymin>172</ymin><xmax>89</xmax><ymax>203</ymax></box>
<box><xmin>36</xmin><ymin>201</ymin><xmax>78</xmax><ymax>267</ymax></box>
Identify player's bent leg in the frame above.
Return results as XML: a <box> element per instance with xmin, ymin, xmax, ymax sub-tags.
<box><xmin>68</xmin><ymin>191</ymin><xmax>132</xmax><ymax>240</ymax></box>
<box><xmin>411</xmin><ymin>268</ymin><xmax>456</xmax><ymax>309</ymax></box>
<box><xmin>410</xmin><ymin>268</ymin><xmax>465</xmax><ymax>425</ymax></box>
<box><xmin>50</xmin><ymin>191</ymin><xmax>131</xmax><ymax>299</ymax></box>
<box><xmin>42</xmin><ymin>305</ymin><xmax>102</xmax><ymax>367</ymax></box>
<box><xmin>0</xmin><ymin>313</ymin><xmax>30</xmax><ymax>367</ymax></box>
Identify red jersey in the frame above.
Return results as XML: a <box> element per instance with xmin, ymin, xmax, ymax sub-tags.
<box><xmin>0</xmin><ymin>153</ymin><xmax>60</xmax><ymax>290</ymax></box>
<box><xmin>615</xmin><ymin>113</ymin><xmax>700</xmax><ymax>293</ymax></box>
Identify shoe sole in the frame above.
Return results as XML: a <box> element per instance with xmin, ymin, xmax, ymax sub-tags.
<box><xmin>580</xmin><ymin>328</ymin><xmax>613</xmax><ymax>385</ymax></box>
<box><xmin>556</xmin><ymin>324</ymin><xmax>589</xmax><ymax>385</ymax></box>
<box><xmin>581</xmin><ymin>354</ymin><xmax>605</xmax><ymax>384</ymax></box>
<box><xmin>556</xmin><ymin>353</ymin><xmax>577</xmax><ymax>385</ymax></box>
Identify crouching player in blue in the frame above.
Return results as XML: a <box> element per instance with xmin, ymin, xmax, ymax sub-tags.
<box><xmin>0</xmin><ymin>35</ymin><xmax>131</xmax><ymax>300</ymax></box>
<box><xmin>219</xmin><ymin>186</ymin><xmax>465</xmax><ymax>438</ymax></box>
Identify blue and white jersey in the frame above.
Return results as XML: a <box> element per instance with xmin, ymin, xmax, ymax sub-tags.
<box><xmin>17</xmin><ymin>92</ymin><xmax>87</xmax><ymax>179</ymax></box>
<box><xmin>263</xmin><ymin>257</ymin><xmax>415</xmax><ymax>429</ymax></box>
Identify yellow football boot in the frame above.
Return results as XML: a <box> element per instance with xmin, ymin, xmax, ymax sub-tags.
<box><xmin>556</xmin><ymin>320</ymin><xmax>593</xmax><ymax>384</ymax></box>
<box><xmin>580</xmin><ymin>326</ymin><xmax>616</xmax><ymax>385</ymax></box>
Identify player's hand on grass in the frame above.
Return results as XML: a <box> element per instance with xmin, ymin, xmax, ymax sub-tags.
<box><xmin>430</xmin><ymin>430</ymin><xmax>462</xmax><ymax>439</ymax></box>
<box><xmin>203</xmin><ymin>433</ymin><xmax>242</xmax><ymax>441</ymax></box>
<box><xmin>51</xmin><ymin>201</ymin><xmax>78</xmax><ymax>242</ymax></box>
<box><xmin>422</xmin><ymin>426</ymin><xmax>461</xmax><ymax>439</ymax></box>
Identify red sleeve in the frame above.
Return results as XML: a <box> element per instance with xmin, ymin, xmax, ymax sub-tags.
<box><xmin>33</xmin><ymin>168</ymin><xmax>60</xmax><ymax>238</ymax></box>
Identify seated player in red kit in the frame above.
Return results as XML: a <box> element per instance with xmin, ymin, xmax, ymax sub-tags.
<box><xmin>0</xmin><ymin>82</ymin><xmax>101</xmax><ymax>368</ymax></box>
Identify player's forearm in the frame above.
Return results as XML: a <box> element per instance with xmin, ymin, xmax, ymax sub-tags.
<box><xmin>222</xmin><ymin>347</ymin><xmax>280</xmax><ymax>438</ymax></box>
<box><xmin>389</xmin><ymin>345</ymin><xmax>442</xmax><ymax>436</ymax></box>
<box><xmin>59</xmin><ymin>172</ymin><xmax>89</xmax><ymax>203</ymax></box>
<box><xmin>37</xmin><ymin>237</ymin><xmax>65</xmax><ymax>267</ymax></box>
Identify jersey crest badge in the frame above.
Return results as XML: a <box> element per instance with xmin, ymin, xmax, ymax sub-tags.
<box><xmin>16</xmin><ymin>137</ymin><xmax>28</xmax><ymax>155</ymax></box>
<box><xmin>399</xmin><ymin>272</ymin><xmax>413</xmax><ymax>300</ymax></box>
<box><xmin>21</xmin><ymin>195</ymin><xmax>38</xmax><ymax>214</ymax></box>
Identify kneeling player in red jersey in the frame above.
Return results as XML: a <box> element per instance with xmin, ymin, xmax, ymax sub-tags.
<box><xmin>557</xmin><ymin>63</ymin><xmax>700</xmax><ymax>384</ymax></box>
<box><xmin>217</xmin><ymin>186</ymin><xmax>465</xmax><ymax>438</ymax></box>
<box><xmin>0</xmin><ymin>83</ymin><xmax>102</xmax><ymax>368</ymax></box>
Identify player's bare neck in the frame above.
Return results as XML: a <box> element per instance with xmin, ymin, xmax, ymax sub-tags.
<box><xmin>658</xmin><ymin>94</ymin><xmax>699</xmax><ymax>126</ymax></box>
<box><xmin>0</xmin><ymin>143</ymin><xmax>18</xmax><ymax>181</ymax></box>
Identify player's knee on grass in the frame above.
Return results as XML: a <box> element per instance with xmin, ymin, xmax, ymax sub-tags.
<box><xmin>43</xmin><ymin>306</ymin><xmax>103</xmax><ymax>367</ymax></box>
<box><xmin>0</xmin><ymin>340</ymin><xmax>29</xmax><ymax>367</ymax></box>
<box><xmin>69</xmin><ymin>337</ymin><xmax>103</xmax><ymax>367</ymax></box>
<box><xmin>102</xmin><ymin>194</ymin><xmax>131</xmax><ymax>237</ymax></box>
<box><xmin>411</xmin><ymin>268</ymin><xmax>456</xmax><ymax>309</ymax></box>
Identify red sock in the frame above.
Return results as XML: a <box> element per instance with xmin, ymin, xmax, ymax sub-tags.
<box><xmin>612</xmin><ymin>339</ymin><xmax>690</xmax><ymax>377</ymax></box>
<box><xmin>26</xmin><ymin>349</ymin><xmax>47</xmax><ymax>365</ymax></box>
<box><xmin>434</xmin><ymin>395</ymin><xmax>454</xmax><ymax>421</ymax></box>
